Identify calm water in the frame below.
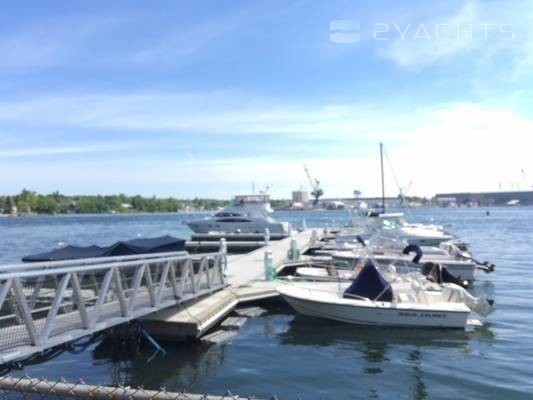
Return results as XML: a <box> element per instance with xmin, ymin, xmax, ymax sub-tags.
<box><xmin>1</xmin><ymin>208</ymin><xmax>532</xmax><ymax>399</ymax></box>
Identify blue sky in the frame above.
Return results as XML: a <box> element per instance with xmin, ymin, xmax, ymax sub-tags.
<box><xmin>1</xmin><ymin>0</ymin><xmax>532</xmax><ymax>198</ymax></box>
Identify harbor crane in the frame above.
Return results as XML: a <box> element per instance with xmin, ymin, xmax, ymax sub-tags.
<box><xmin>304</xmin><ymin>165</ymin><xmax>323</xmax><ymax>206</ymax></box>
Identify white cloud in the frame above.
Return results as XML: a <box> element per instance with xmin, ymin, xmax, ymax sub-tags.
<box><xmin>1</xmin><ymin>93</ymin><xmax>532</xmax><ymax>198</ymax></box>
<box><xmin>375</xmin><ymin>1</ymin><xmax>533</xmax><ymax>70</ymax></box>
<box><xmin>0</xmin><ymin>145</ymin><xmax>120</xmax><ymax>158</ymax></box>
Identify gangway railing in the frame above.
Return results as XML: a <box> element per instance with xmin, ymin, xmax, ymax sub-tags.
<box><xmin>0</xmin><ymin>251</ymin><xmax>227</xmax><ymax>364</ymax></box>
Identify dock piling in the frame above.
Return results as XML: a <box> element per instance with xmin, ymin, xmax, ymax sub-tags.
<box><xmin>311</xmin><ymin>229</ymin><xmax>318</xmax><ymax>245</ymax></box>
<box><xmin>289</xmin><ymin>239</ymin><xmax>300</xmax><ymax>261</ymax></box>
<box><xmin>264</xmin><ymin>228</ymin><xmax>270</xmax><ymax>245</ymax></box>
<box><xmin>264</xmin><ymin>251</ymin><xmax>275</xmax><ymax>281</ymax></box>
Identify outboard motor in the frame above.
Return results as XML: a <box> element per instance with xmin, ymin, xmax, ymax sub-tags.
<box><xmin>442</xmin><ymin>284</ymin><xmax>495</xmax><ymax>317</ymax></box>
<box><xmin>402</xmin><ymin>244</ymin><xmax>423</xmax><ymax>264</ymax></box>
<box><xmin>421</xmin><ymin>262</ymin><xmax>469</xmax><ymax>289</ymax></box>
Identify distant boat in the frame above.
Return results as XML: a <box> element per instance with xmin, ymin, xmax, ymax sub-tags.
<box><xmin>506</xmin><ymin>199</ymin><xmax>520</xmax><ymax>206</ymax></box>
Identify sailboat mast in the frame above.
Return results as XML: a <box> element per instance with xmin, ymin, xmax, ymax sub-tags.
<box><xmin>380</xmin><ymin>142</ymin><xmax>385</xmax><ymax>213</ymax></box>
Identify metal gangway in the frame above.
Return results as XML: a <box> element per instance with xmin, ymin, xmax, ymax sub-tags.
<box><xmin>0</xmin><ymin>250</ymin><xmax>227</xmax><ymax>364</ymax></box>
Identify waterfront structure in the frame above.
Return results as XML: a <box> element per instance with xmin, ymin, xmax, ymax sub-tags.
<box><xmin>321</xmin><ymin>197</ymin><xmax>403</xmax><ymax>209</ymax></box>
<box><xmin>435</xmin><ymin>190</ymin><xmax>533</xmax><ymax>206</ymax></box>
<box><xmin>0</xmin><ymin>230</ymin><xmax>314</xmax><ymax>361</ymax></box>
<box><xmin>291</xmin><ymin>190</ymin><xmax>309</xmax><ymax>204</ymax></box>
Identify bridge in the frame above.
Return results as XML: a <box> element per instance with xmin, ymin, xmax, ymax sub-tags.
<box><xmin>0</xmin><ymin>249</ymin><xmax>227</xmax><ymax>364</ymax></box>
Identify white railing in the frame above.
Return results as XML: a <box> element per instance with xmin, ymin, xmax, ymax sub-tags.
<box><xmin>0</xmin><ymin>251</ymin><xmax>227</xmax><ymax>363</ymax></box>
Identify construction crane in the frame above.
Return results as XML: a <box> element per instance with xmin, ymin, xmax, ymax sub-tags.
<box><xmin>304</xmin><ymin>165</ymin><xmax>323</xmax><ymax>206</ymax></box>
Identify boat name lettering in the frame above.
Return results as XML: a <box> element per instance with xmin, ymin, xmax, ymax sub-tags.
<box><xmin>397</xmin><ymin>312</ymin><xmax>447</xmax><ymax>318</ymax></box>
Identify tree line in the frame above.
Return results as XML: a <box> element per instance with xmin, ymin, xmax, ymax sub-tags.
<box><xmin>0</xmin><ymin>190</ymin><xmax>231</xmax><ymax>215</ymax></box>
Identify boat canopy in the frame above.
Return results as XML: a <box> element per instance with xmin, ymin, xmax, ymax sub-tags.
<box><xmin>343</xmin><ymin>261</ymin><xmax>393</xmax><ymax>302</ymax></box>
<box><xmin>22</xmin><ymin>235</ymin><xmax>186</xmax><ymax>262</ymax></box>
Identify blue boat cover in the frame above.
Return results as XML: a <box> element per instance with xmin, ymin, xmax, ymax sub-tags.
<box><xmin>343</xmin><ymin>260</ymin><xmax>393</xmax><ymax>302</ymax></box>
<box><xmin>22</xmin><ymin>235</ymin><xmax>186</xmax><ymax>262</ymax></box>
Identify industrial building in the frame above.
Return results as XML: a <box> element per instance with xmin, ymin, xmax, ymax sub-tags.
<box><xmin>291</xmin><ymin>190</ymin><xmax>309</xmax><ymax>204</ymax></box>
<box><xmin>435</xmin><ymin>191</ymin><xmax>533</xmax><ymax>206</ymax></box>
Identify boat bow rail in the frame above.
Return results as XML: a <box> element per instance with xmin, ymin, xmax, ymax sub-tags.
<box><xmin>0</xmin><ymin>251</ymin><xmax>227</xmax><ymax>364</ymax></box>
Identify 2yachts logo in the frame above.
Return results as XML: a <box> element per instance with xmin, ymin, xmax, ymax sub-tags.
<box><xmin>329</xmin><ymin>20</ymin><xmax>361</xmax><ymax>43</ymax></box>
<box><xmin>330</xmin><ymin>20</ymin><xmax>515</xmax><ymax>43</ymax></box>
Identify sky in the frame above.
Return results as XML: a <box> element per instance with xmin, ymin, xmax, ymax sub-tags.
<box><xmin>1</xmin><ymin>0</ymin><xmax>533</xmax><ymax>199</ymax></box>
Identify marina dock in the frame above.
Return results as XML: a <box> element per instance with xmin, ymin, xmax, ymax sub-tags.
<box><xmin>142</xmin><ymin>229</ymin><xmax>316</xmax><ymax>339</ymax></box>
<box><xmin>0</xmin><ymin>229</ymin><xmax>318</xmax><ymax>363</ymax></box>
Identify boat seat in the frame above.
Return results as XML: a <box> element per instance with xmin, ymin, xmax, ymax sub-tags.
<box><xmin>415</xmin><ymin>290</ymin><xmax>443</xmax><ymax>305</ymax></box>
<box><xmin>397</xmin><ymin>292</ymin><xmax>412</xmax><ymax>303</ymax></box>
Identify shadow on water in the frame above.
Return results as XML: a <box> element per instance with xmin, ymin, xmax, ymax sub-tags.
<box><xmin>92</xmin><ymin>338</ymin><xmax>226</xmax><ymax>392</ymax></box>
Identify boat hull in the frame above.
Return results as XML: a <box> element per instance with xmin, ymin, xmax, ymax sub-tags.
<box><xmin>278</xmin><ymin>286</ymin><xmax>470</xmax><ymax>329</ymax></box>
<box><xmin>187</xmin><ymin>219</ymin><xmax>289</xmax><ymax>235</ymax></box>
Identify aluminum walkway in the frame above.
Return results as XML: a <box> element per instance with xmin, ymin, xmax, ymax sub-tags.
<box><xmin>142</xmin><ymin>229</ymin><xmax>317</xmax><ymax>339</ymax></box>
<box><xmin>0</xmin><ymin>250</ymin><xmax>227</xmax><ymax>364</ymax></box>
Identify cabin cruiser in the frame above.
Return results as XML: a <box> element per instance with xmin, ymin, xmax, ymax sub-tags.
<box><xmin>277</xmin><ymin>261</ymin><xmax>494</xmax><ymax>329</ymax></box>
<box><xmin>186</xmin><ymin>195</ymin><xmax>291</xmax><ymax>235</ymax></box>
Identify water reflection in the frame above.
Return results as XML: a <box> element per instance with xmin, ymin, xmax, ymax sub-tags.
<box><xmin>278</xmin><ymin>314</ymin><xmax>493</xmax><ymax>348</ymax></box>
<box><xmin>277</xmin><ymin>314</ymin><xmax>494</xmax><ymax>400</ymax></box>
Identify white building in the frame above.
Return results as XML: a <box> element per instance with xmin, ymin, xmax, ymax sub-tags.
<box><xmin>292</xmin><ymin>190</ymin><xmax>309</xmax><ymax>204</ymax></box>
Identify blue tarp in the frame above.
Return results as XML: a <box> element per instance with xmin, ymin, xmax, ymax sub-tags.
<box><xmin>343</xmin><ymin>261</ymin><xmax>393</xmax><ymax>302</ymax></box>
<box><xmin>22</xmin><ymin>235</ymin><xmax>186</xmax><ymax>262</ymax></box>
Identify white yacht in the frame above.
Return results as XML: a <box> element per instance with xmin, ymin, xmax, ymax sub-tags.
<box><xmin>186</xmin><ymin>195</ymin><xmax>291</xmax><ymax>235</ymax></box>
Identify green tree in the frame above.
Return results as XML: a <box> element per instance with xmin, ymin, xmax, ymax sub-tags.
<box><xmin>34</xmin><ymin>196</ymin><xmax>59</xmax><ymax>214</ymax></box>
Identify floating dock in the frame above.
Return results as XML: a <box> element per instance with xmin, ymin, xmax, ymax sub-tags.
<box><xmin>186</xmin><ymin>232</ymin><xmax>288</xmax><ymax>253</ymax></box>
<box><xmin>142</xmin><ymin>229</ymin><xmax>316</xmax><ymax>340</ymax></box>
<box><xmin>191</xmin><ymin>233</ymin><xmax>288</xmax><ymax>241</ymax></box>
<box><xmin>185</xmin><ymin>240</ymin><xmax>267</xmax><ymax>253</ymax></box>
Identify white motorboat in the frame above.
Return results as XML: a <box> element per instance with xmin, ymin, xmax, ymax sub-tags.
<box><xmin>277</xmin><ymin>262</ymin><xmax>494</xmax><ymax>329</ymax></box>
<box><xmin>360</xmin><ymin>213</ymin><xmax>455</xmax><ymax>247</ymax></box>
<box><xmin>310</xmin><ymin>234</ymin><xmax>488</xmax><ymax>281</ymax></box>
<box><xmin>186</xmin><ymin>195</ymin><xmax>290</xmax><ymax>235</ymax></box>
<box><xmin>331</xmin><ymin>249</ymin><xmax>477</xmax><ymax>281</ymax></box>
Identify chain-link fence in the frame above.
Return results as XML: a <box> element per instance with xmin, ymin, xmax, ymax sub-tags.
<box><xmin>0</xmin><ymin>376</ymin><xmax>262</xmax><ymax>400</ymax></box>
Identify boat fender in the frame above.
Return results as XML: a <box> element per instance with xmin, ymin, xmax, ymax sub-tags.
<box><xmin>356</xmin><ymin>235</ymin><xmax>366</xmax><ymax>247</ymax></box>
<box><xmin>402</xmin><ymin>244</ymin><xmax>423</xmax><ymax>264</ymax></box>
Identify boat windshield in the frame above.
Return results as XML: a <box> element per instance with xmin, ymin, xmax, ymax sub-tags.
<box><xmin>214</xmin><ymin>212</ymin><xmax>243</xmax><ymax>217</ymax></box>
